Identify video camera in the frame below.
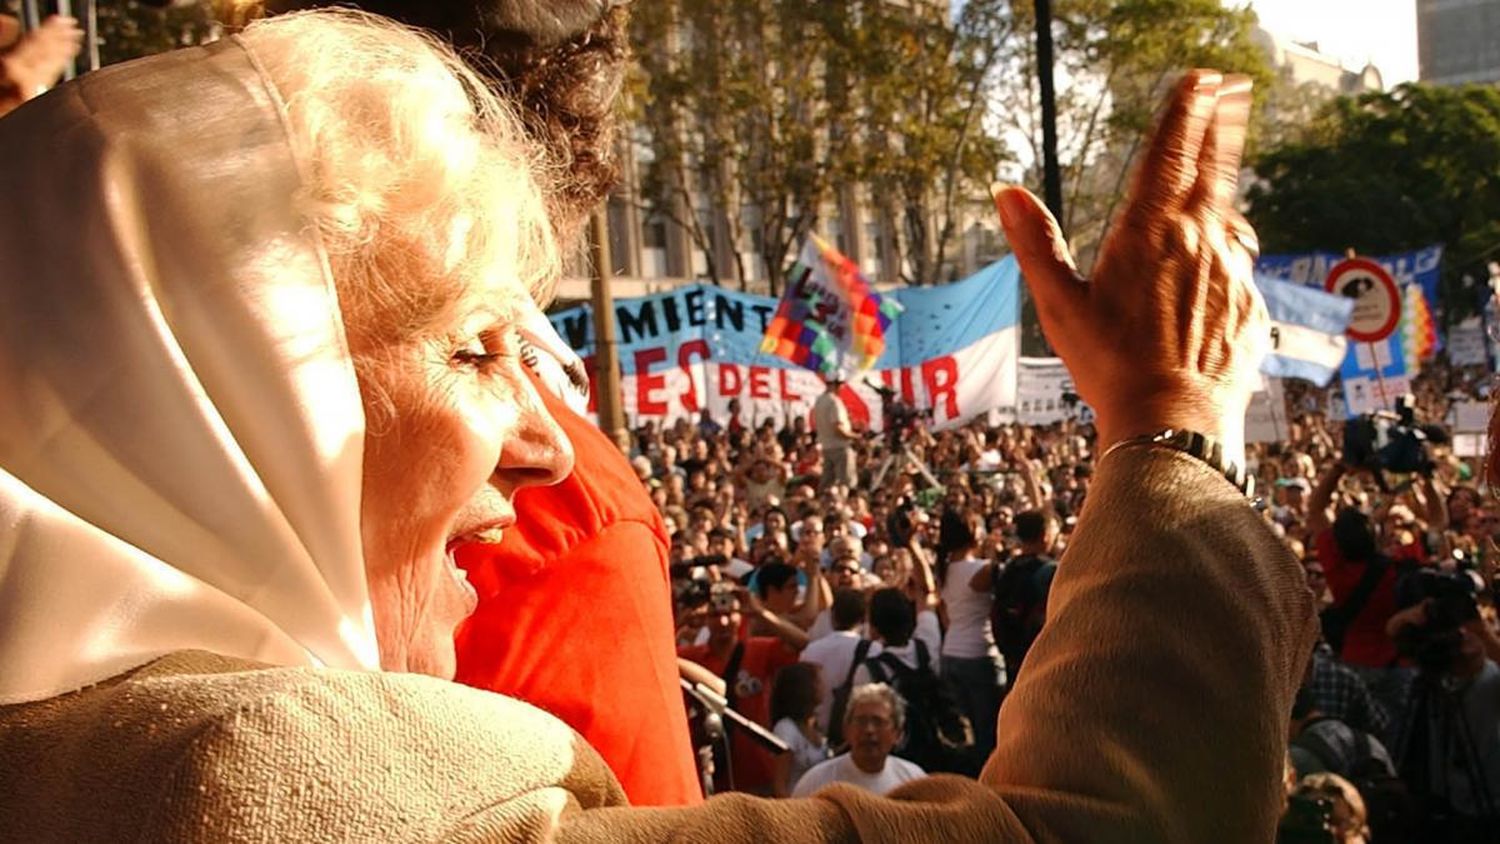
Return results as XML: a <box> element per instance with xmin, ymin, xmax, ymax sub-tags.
<box><xmin>864</xmin><ymin>378</ymin><xmax>933</xmax><ymax>449</ymax></box>
<box><xmin>1342</xmin><ymin>394</ymin><xmax>1442</xmax><ymax>480</ymax></box>
<box><xmin>1394</xmin><ymin>568</ymin><xmax>1482</xmax><ymax>676</ymax></box>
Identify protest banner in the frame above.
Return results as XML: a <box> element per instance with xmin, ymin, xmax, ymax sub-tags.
<box><xmin>1256</xmin><ymin>246</ymin><xmax>1443</xmax><ymax>313</ymax></box>
<box><xmin>550</xmin><ymin>258</ymin><xmax>1021</xmax><ymax>431</ymax></box>
<box><xmin>1016</xmin><ymin>358</ymin><xmax>1091</xmax><ymax>425</ymax></box>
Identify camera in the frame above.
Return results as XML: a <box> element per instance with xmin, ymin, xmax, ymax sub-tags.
<box><xmin>864</xmin><ymin>379</ymin><xmax>934</xmax><ymax>450</ymax></box>
<box><xmin>1395</xmin><ymin>569</ymin><xmax>1481</xmax><ymax>675</ymax></box>
<box><xmin>708</xmin><ymin>581</ymin><xmax>739</xmax><ymax>613</ymax></box>
<box><xmin>1342</xmin><ymin>394</ymin><xmax>1438</xmax><ymax>477</ymax></box>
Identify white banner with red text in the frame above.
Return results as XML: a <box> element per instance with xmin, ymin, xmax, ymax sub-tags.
<box><xmin>548</xmin><ymin>259</ymin><xmax>1021</xmax><ymax>431</ymax></box>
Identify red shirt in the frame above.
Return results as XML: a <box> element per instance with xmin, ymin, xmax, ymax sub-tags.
<box><xmin>454</xmin><ymin>393</ymin><xmax>701</xmax><ymax>807</ymax></box>
<box><xmin>1315</xmin><ymin>529</ymin><xmax>1400</xmax><ymax>667</ymax></box>
<box><xmin>679</xmin><ymin>637</ymin><xmax>798</xmax><ymax>794</ymax></box>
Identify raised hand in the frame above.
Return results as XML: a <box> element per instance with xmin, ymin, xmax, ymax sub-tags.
<box><xmin>995</xmin><ymin>70</ymin><xmax>1266</xmax><ymax>465</ymax></box>
<box><xmin>1</xmin><ymin>15</ymin><xmax>82</xmax><ymax>105</ymax></box>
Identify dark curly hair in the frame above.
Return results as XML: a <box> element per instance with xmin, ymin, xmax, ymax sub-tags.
<box><xmin>262</xmin><ymin>0</ymin><xmax>630</xmax><ymax>249</ymax></box>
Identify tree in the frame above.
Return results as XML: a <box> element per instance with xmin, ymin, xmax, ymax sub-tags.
<box><xmin>95</xmin><ymin>1</ymin><xmax>219</xmax><ymax>66</ymax></box>
<box><xmin>1246</xmin><ymin>84</ymin><xmax>1500</xmax><ymax>317</ymax></box>
<box><xmin>832</xmin><ymin>0</ymin><xmax>1012</xmax><ymax>285</ymax></box>
<box><xmin>995</xmin><ymin>0</ymin><xmax>1271</xmax><ymax>270</ymax></box>
<box><xmin>628</xmin><ymin>0</ymin><xmax>835</xmax><ymax>292</ymax></box>
<box><xmin>627</xmin><ymin>0</ymin><xmax>1271</xmax><ymax>291</ymax></box>
<box><xmin>628</xmin><ymin>0</ymin><xmax>1012</xmax><ymax>291</ymax></box>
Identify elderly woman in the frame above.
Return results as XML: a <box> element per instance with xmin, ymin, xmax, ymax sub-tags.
<box><xmin>2</xmin><ymin>10</ymin><xmax>1317</xmax><ymax>843</ymax></box>
<box><xmin>0</xmin><ymin>11</ymin><xmax>599</xmax><ymax>837</ymax></box>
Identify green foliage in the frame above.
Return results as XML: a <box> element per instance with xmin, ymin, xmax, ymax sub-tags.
<box><xmin>628</xmin><ymin>0</ymin><xmax>1271</xmax><ymax>289</ymax></box>
<box><xmin>998</xmin><ymin>0</ymin><xmax>1271</xmax><ymax>264</ymax></box>
<box><xmin>1247</xmin><ymin>84</ymin><xmax>1500</xmax><ymax>317</ymax></box>
<box><xmin>628</xmin><ymin>0</ymin><xmax>1011</xmax><ymax>289</ymax></box>
<box><xmin>836</xmin><ymin>0</ymin><xmax>1013</xmax><ymax>285</ymax></box>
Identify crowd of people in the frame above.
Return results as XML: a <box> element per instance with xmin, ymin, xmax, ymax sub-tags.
<box><xmin>659</xmin><ymin>359</ymin><xmax>1500</xmax><ymax>843</ymax></box>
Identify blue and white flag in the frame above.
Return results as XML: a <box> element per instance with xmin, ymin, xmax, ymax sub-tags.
<box><xmin>1255</xmin><ymin>274</ymin><xmax>1354</xmax><ymax>387</ymax></box>
<box><xmin>547</xmin><ymin>258</ymin><xmax>1020</xmax><ymax>430</ymax></box>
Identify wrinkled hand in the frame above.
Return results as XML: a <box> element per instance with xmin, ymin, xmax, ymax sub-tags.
<box><xmin>1</xmin><ymin>15</ymin><xmax>81</xmax><ymax>101</ymax></box>
<box><xmin>995</xmin><ymin>70</ymin><xmax>1267</xmax><ymax>465</ymax></box>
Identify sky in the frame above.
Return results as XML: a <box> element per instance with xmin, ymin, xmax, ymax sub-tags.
<box><xmin>1240</xmin><ymin>0</ymin><xmax>1419</xmax><ymax>85</ymax></box>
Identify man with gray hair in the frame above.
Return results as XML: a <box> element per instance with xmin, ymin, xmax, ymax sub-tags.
<box><xmin>791</xmin><ymin>683</ymin><xmax>925</xmax><ymax>797</ymax></box>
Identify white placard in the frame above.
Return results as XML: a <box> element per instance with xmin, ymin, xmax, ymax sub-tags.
<box><xmin>1355</xmin><ymin>339</ymin><xmax>1395</xmax><ymax>370</ymax></box>
<box><xmin>1016</xmin><ymin>357</ymin><xmax>1092</xmax><ymax>425</ymax></box>
<box><xmin>1448</xmin><ymin>318</ymin><xmax>1488</xmax><ymax>367</ymax></box>
<box><xmin>1453</xmin><ymin>400</ymin><xmax>1490</xmax><ymax>433</ymax></box>
<box><xmin>1246</xmin><ymin>377</ymin><xmax>1288</xmax><ymax>444</ymax></box>
<box><xmin>1341</xmin><ymin>374</ymin><xmax>1413</xmax><ymax>417</ymax></box>
<box><xmin>1453</xmin><ymin>432</ymin><xmax>1486</xmax><ymax>458</ymax></box>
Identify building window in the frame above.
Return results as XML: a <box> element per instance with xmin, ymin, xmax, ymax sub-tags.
<box><xmin>644</xmin><ymin>215</ymin><xmax>668</xmax><ymax>250</ymax></box>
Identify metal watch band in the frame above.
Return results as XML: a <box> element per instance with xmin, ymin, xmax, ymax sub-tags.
<box><xmin>1103</xmin><ymin>429</ymin><xmax>1256</xmax><ymax>499</ymax></box>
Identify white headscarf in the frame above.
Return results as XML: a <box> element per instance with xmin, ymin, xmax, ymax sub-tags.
<box><xmin>0</xmin><ymin>39</ymin><xmax>384</xmax><ymax>704</ymax></box>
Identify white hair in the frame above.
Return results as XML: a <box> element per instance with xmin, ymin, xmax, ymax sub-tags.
<box><xmin>846</xmin><ymin>682</ymin><xmax>906</xmax><ymax>733</ymax></box>
<box><xmin>238</xmin><ymin>10</ymin><xmax>558</xmax><ymax>348</ymax></box>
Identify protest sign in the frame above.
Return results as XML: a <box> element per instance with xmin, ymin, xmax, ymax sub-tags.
<box><xmin>1016</xmin><ymin>358</ymin><xmax>1091</xmax><ymax>425</ymax></box>
<box><xmin>1245</xmin><ymin>377</ymin><xmax>1289</xmax><ymax>444</ymax></box>
<box><xmin>1448</xmin><ymin>318</ymin><xmax>1488</xmax><ymax>367</ymax></box>
<box><xmin>1338</xmin><ymin>327</ymin><xmax>1410</xmax><ymax>418</ymax></box>
<box><xmin>550</xmin><ymin>258</ymin><xmax>1021</xmax><ymax>431</ymax></box>
<box><xmin>1452</xmin><ymin>400</ymin><xmax>1490</xmax><ymax>434</ymax></box>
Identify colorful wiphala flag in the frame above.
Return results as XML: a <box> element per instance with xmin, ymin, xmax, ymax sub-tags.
<box><xmin>1400</xmin><ymin>283</ymin><xmax>1437</xmax><ymax>374</ymax></box>
<box><xmin>759</xmin><ymin>234</ymin><xmax>903</xmax><ymax>377</ymax></box>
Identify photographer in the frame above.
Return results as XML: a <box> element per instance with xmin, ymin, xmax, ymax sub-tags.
<box><xmin>1385</xmin><ymin>582</ymin><xmax>1500</xmax><ymax>840</ymax></box>
<box><xmin>678</xmin><ymin>583</ymin><xmax>806</xmax><ymax>795</ymax></box>
<box><xmin>1309</xmin><ymin>466</ymin><xmax>1418</xmax><ymax>722</ymax></box>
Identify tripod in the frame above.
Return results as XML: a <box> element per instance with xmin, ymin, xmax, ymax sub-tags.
<box><xmin>872</xmin><ymin>442</ymin><xmax>940</xmax><ymax>488</ymax></box>
<box><xmin>1395</xmin><ymin>671</ymin><xmax>1496</xmax><ymax>841</ymax></box>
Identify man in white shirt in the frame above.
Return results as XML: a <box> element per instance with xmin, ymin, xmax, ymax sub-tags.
<box><xmin>792</xmin><ymin>683</ymin><xmax>925</xmax><ymax>797</ymax></box>
<box><xmin>812</xmin><ymin>375</ymin><xmax>857</xmax><ymax>491</ymax></box>
<box><xmin>799</xmin><ymin>589</ymin><xmax>875</xmax><ymax>733</ymax></box>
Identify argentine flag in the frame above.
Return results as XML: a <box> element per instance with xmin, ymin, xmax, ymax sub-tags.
<box><xmin>1255</xmin><ymin>274</ymin><xmax>1353</xmax><ymax>387</ymax></box>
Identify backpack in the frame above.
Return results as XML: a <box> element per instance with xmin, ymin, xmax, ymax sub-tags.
<box><xmin>864</xmin><ymin>638</ymin><xmax>974</xmax><ymax>774</ymax></box>
<box><xmin>1294</xmin><ymin>717</ymin><xmax>1417</xmax><ymax>841</ymax></box>
<box><xmin>826</xmin><ymin>639</ymin><xmax>874</xmax><ymax>749</ymax></box>
<box><xmin>991</xmin><ymin>555</ymin><xmax>1054</xmax><ymax>659</ymax></box>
